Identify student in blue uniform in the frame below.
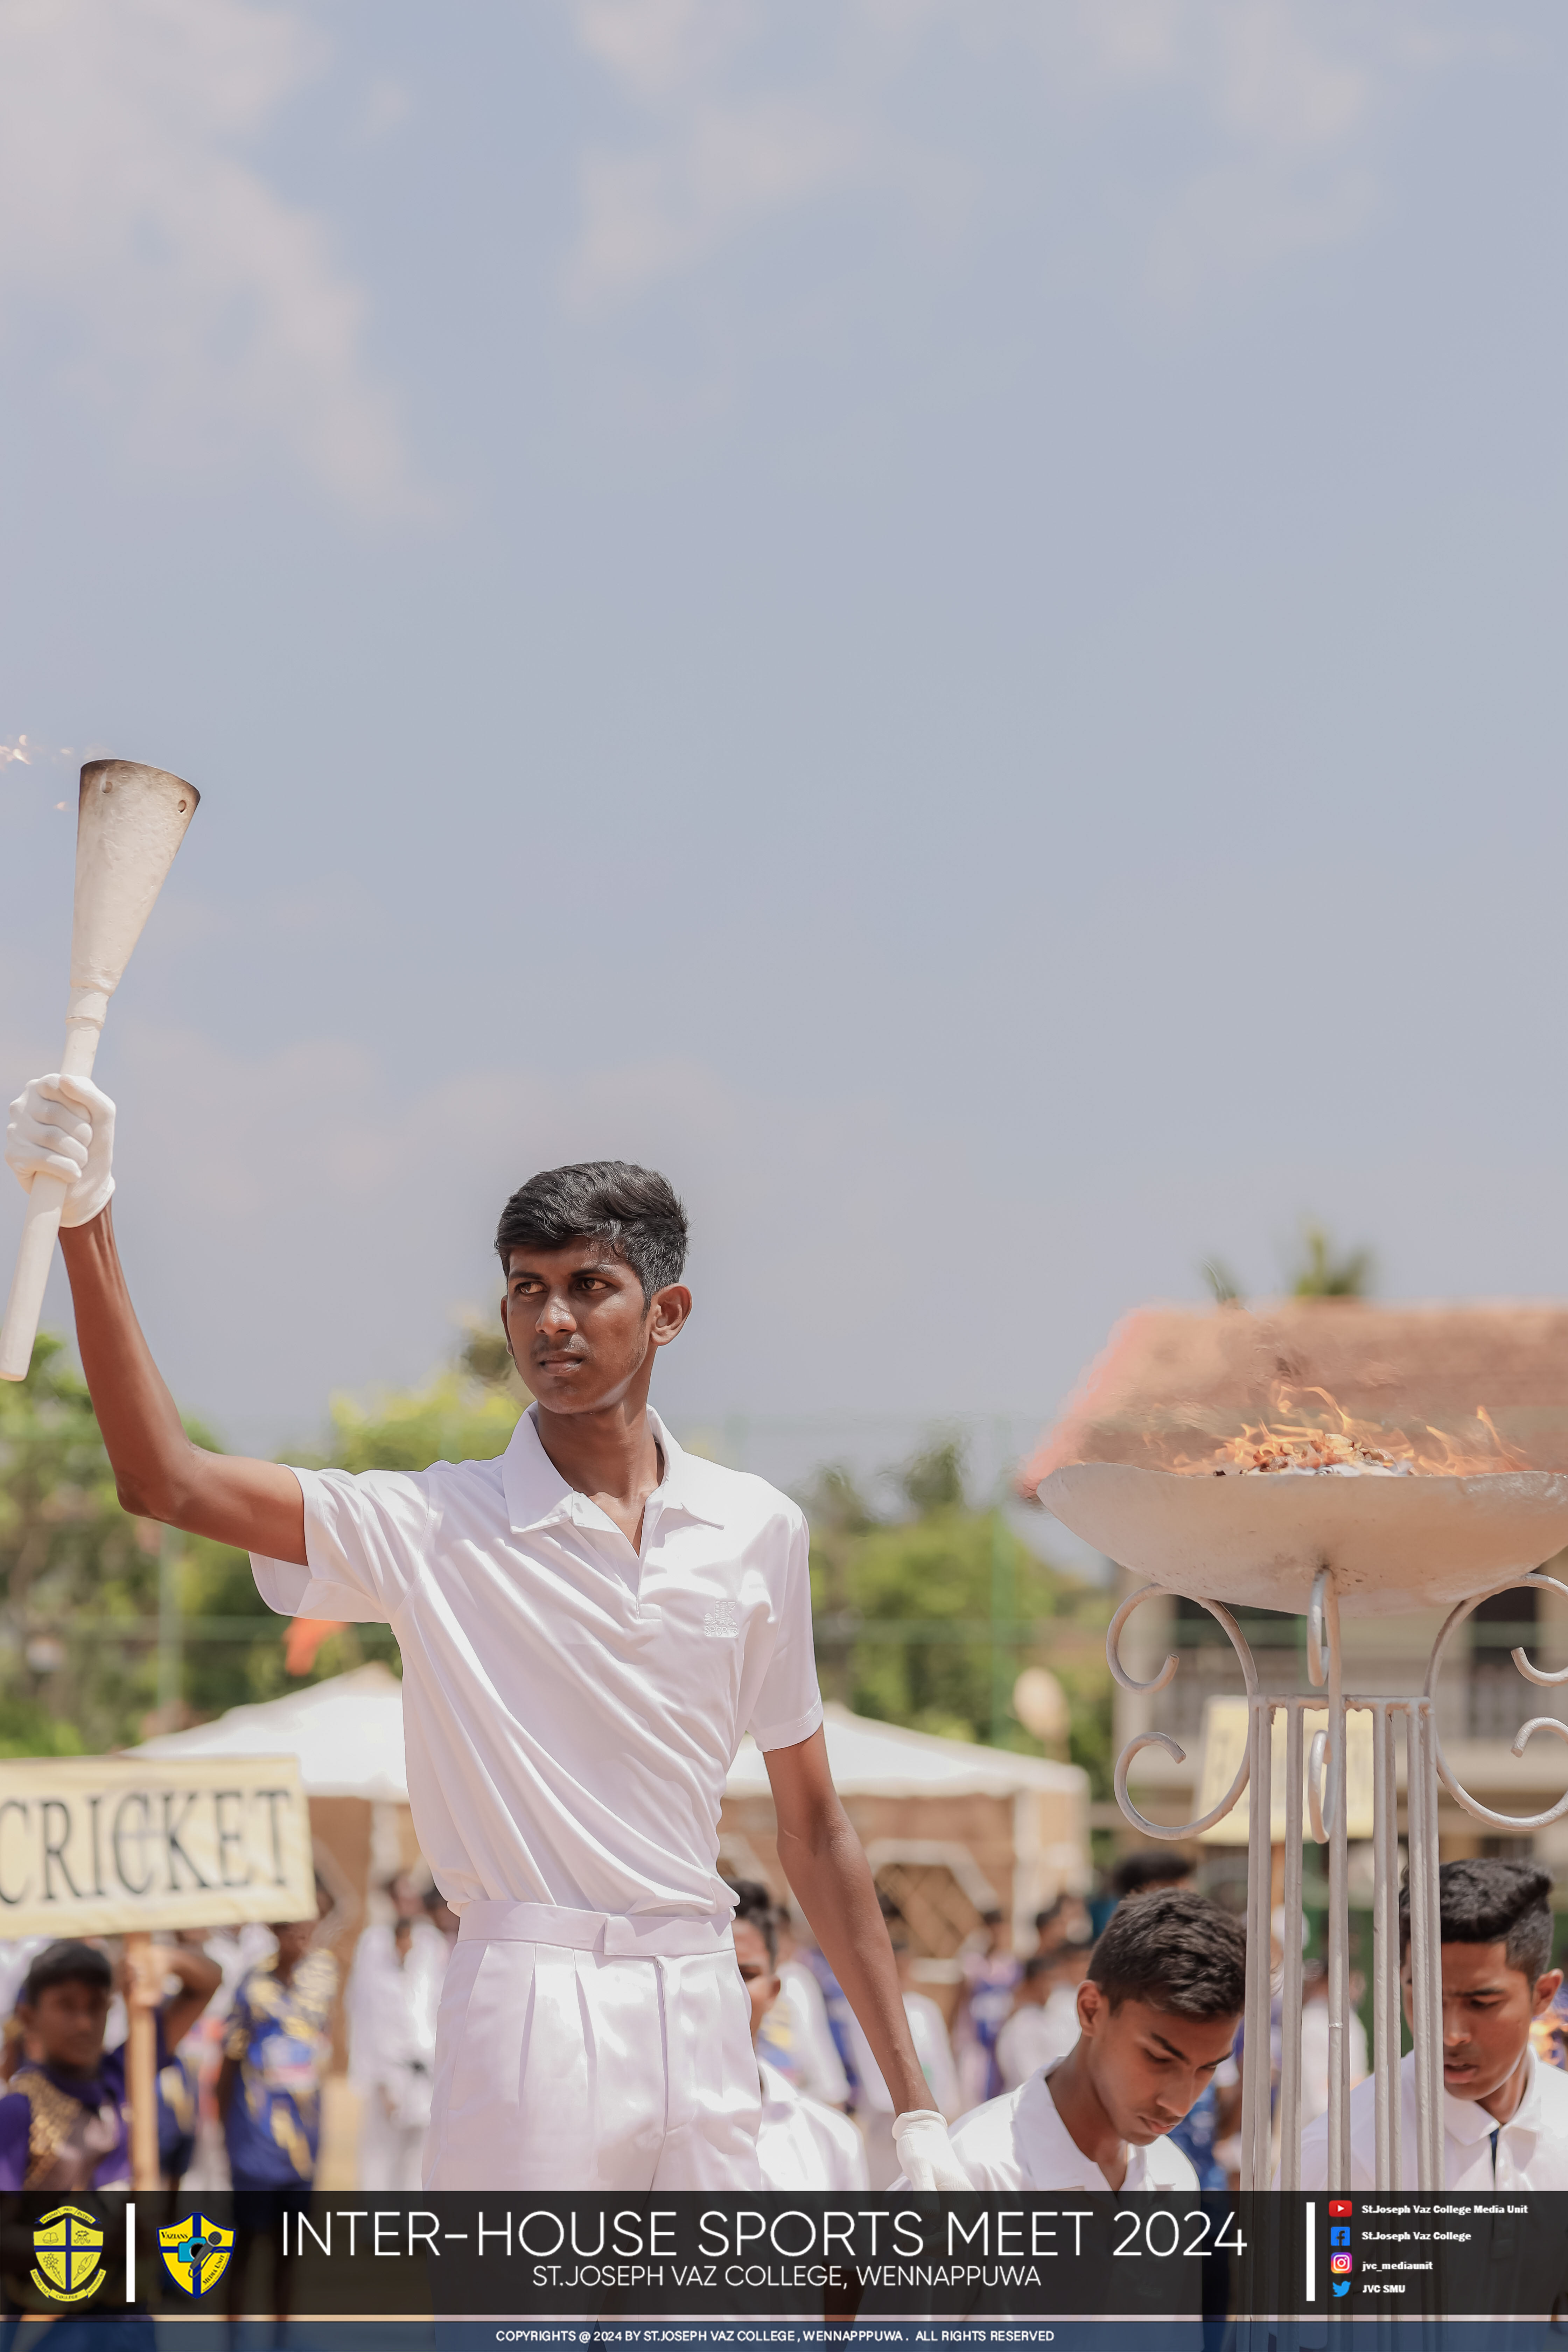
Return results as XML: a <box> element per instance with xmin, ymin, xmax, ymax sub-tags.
<box><xmin>219</xmin><ymin>1907</ymin><xmax>339</xmax><ymax>2331</ymax></box>
<box><xmin>0</xmin><ymin>1938</ymin><xmax>218</xmax><ymax>2191</ymax></box>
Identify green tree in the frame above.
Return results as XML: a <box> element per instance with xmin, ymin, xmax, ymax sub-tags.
<box><xmin>0</xmin><ymin>1334</ymin><xmax>161</xmax><ymax>1751</ymax></box>
<box><xmin>1290</xmin><ymin>1222</ymin><xmax>1373</xmax><ymax>1298</ymax></box>
<box><xmin>802</xmin><ymin>1440</ymin><xmax>1113</xmax><ymax>1793</ymax></box>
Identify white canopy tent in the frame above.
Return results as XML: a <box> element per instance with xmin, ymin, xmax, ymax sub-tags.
<box><xmin>135</xmin><ymin>1677</ymin><xmax>1087</xmax><ymax>1941</ymax></box>
<box><xmin>728</xmin><ymin>1702</ymin><xmax>1084</xmax><ymax>1802</ymax></box>
<box><xmin>134</xmin><ymin>1662</ymin><xmax>410</xmax><ymax>1804</ymax></box>
<box><xmin>135</xmin><ymin>1672</ymin><xmax>1084</xmax><ymax>1810</ymax></box>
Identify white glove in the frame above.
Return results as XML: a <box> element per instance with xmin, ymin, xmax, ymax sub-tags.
<box><xmin>5</xmin><ymin>1074</ymin><xmax>116</xmax><ymax>1226</ymax></box>
<box><xmin>892</xmin><ymin>2108</ymin><xmax>972</xmax><ymax>2191</ymax></box>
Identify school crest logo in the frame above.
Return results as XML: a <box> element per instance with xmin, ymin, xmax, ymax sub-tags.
<box><xmin>160</xmin><ymin>2212</ymin><xmax>234</xmax><ymax>2296</ymax></box>
<box><xmin>702</xmin><ymin>1600</ymin><xmax>740</xmax><ymax>1639</ymax></box>
<box><xmin>31</xmin><ymin>2205</ymin><xmax>104</xmax><ymax>2304</ymax></box>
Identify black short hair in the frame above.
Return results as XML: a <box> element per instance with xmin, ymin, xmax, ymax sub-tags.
<box><xmin>1021</xmin><ymin>1952</ymin><xmax>1054</xmax><ymax>1985</ymax></box>
<box><xmin>1087</xmin><ymin>1887</ymin><xmax>1246</xmax><ymax>2021</ymax></box>
<box><xmin>21</xmin><ymin>1940</ymin><xmax>112</xmax><ymax>2006</ymax></box>
<box><xmin>1399</xmin><ymin>1858</ymin><xmax>1555</xmax><ymax>1982</ymax></box>
<box><xmin>724</xmin><ymin>1878</ymin><xmax>778</xmax><ymax>1969</ymax></box>
<box><xmin>1112</xmin><ymin>1848</ymin><xmax>1195</xmax><ymax>1902</ymax></box>
<box><xmin>495</xmin><ymin>1163</ymin><xmax>687</xmax><ymax>1301</ymax></box>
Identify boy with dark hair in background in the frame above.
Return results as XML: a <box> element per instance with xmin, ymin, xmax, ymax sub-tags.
<box><xmin>728</xmin><ymin>1881</ymin><xmax>866</xmax><ymax>2191</ymax></box>
<box><xmin>926</xmin><ymin>1889</ymin><xmax>1246</xmax><ymax>2191</ymax></box>
<box><xmin>1299</xmin><ymin>1857</ymin><xmax>1568</xmax><ymax>2188</ymax></box>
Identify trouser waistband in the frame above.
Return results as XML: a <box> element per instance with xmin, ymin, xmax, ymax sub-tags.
<box><xmin>455</xmin><ymin>1899</ymin><xmax>734</xmax><ymax>1958</ymax></box>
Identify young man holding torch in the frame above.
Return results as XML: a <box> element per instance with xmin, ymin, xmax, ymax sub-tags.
<box><xmin>4</xmin><ymin>1077</ymin><xmax>968</xmax><ymax>2194</ymax></box>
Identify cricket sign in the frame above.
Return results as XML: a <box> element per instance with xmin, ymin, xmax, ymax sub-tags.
<box><xmin>0</xmin><ymin>1754</ymin><xmax>312</xmax><ymax>1939</ymax></box>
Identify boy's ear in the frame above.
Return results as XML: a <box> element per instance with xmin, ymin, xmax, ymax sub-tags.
<box><xmin>1532</xmin><ymin>1968</ymin><xmax>1564</xmax><ymax>2018</ymax></box>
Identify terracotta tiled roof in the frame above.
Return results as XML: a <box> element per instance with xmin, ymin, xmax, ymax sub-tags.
<box><xmin>1016</xmin><ymin>1300</ymin><xmax>1568</xmax><ymax>1496</ymax></box>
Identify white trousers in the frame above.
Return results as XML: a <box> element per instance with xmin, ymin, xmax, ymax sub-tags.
<box><xmin>424</xmin><ymin>1900</ymin><xmax>761</xmax><ymax>2191</ymax></box>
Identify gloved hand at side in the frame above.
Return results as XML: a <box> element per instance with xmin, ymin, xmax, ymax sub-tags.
<box><xmin>891</xmin><ymin>2108</ymin><xmax>973</xmax><ymax>2190</ymax></box>
<box><xmin>4</xmin><ymin>1074</ymin><xmax>116</xmax><ymax>1226</ymax></box>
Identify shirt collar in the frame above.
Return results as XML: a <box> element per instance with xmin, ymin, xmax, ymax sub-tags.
<box><xmin>501</xmin><ymin>1406</ymin><xmax>726</xmax><ymax>1535</ymax></box>
<box><xmin>1017</xmin><ymin>2060</ymin><xmax>1102</xmax><ymax>2187</ymax></box>
<box><xmin>1410</xmin><ymin>2043</ymin><xmax>1541</xmax><ymax>2147</ymax></box>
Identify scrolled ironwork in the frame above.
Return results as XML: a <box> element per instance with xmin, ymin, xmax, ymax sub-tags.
<box><xmin>1305</xmin><ymin>1567</ymin><xmax>1345</xmax><ymax>1846</ymax></box>
<box><xmin>1107</xmin><ymin>1584</ymin><xmax>1259</xmax><ymax>1840</ymax></box>
<box><xmin>1424</xmin><ymin>1571</ymin><xmax>1568</xmax><ymax>1831</ymax></box>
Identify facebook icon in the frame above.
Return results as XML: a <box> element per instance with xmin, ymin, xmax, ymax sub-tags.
<box><xmin>1331</xmin><ymin>2227</ymin><xmax>1351</xmax><ymax>2247</ymax></box>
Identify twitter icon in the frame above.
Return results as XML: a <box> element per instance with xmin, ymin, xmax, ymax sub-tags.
<box><xmin>1332</xmin><ymin>2283</ymin><xmax>1351</xmax><ymax>2300</ymax></box>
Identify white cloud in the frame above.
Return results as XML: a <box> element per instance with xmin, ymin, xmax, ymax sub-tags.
<box><xmin>560</xmin><ymin>0</ymin><xmax>1461</xmax><ymax>307</ymax></box>
<box><xmin>570</xmin><ymin>95</ymin><xmax>870</xmax><ymax>304</ymax></box>
<box><xmin>0</xmin><ymin>0</ymin><xmax>423</xmax><ymax>515</ymax></box>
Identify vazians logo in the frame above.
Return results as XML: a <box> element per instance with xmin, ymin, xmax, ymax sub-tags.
<box><xmin>160</xmin><ymin>2213</ymin><xmax>234</xmax><ymax>2297</ymax></box>
<box><xmin>31</xmin><ymin>2205</ymin><xmax>104</xmax><ymax>2304</ymax></box>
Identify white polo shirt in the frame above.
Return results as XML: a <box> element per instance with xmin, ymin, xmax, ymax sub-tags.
<box><xmin>756</xmin><ymin>2060</ymin><xmax>867</xmax><ymax>2191</ymax></box>
<box><xmin>944</xmin><ymin>2060</ymin><xmax>1199</xmax><ymax>2191</ymax></box>
<box><xmin>250</xmin><ymin>1408</ymin><xmax>821</xmax><ymax>1926</ymax></box>
<box><xmin>1299</xmin><ymin>2043</ymin><xmax>1568</xmax><ymax>2190</ymax></box>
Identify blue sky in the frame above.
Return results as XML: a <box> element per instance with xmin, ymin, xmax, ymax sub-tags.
<box><xmin>1</xmin><ymin>0</ymin><xmax>1564</xmax><ymax>1463</ymax></box>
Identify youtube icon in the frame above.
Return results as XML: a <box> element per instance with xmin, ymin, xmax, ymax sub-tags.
<box><xmin>1329</xmin><ymin>2200</ymin><xmax>1353</xmax><ymax>2217</ymax></box>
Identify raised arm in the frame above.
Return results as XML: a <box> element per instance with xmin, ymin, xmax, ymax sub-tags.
<box><xmin>6</xmin><ymin>1074</ymin><xmax>306</xmax><ymax>1562</ymax></box>
<box><xmin>764</xmin><ymin>1727</ymin><xmax>972</xmax><ymax>2188</ymax></box>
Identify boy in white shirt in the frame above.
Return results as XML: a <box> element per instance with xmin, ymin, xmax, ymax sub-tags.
<box><xmin>7</xmin><ymin>1085</ymin><xmax>967</xmax><ymax>2195</ymax></box>
<box><xmin>996</xmin><ymin>1940</ymin><xmax>1092</xmax><ymax>2091</ymax></box>
<box><xmin>1299</xmin><ymin>1857</ymin><xmax>1568</xmax><ymax>2190</ymax></box>
<box><xmin>931</xmin><ymin>1889</ymin><xmax>1245</xmax><ymax>2191</ymax></box>
<box><xmin>730</xmin><ymin>1882</ymin><xmax>866</xmax><ymax>2192</ymax></box>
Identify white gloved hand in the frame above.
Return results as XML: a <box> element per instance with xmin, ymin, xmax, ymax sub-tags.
<box><xmin>5</xmin><ymin>1074</ymin><xmax>116</xmax><ymax>1227</ymax></box>
<box><xmin>892</xmin><ymin>2108</ymin><xmax>973</xmax><ymax>2191</ymax></box>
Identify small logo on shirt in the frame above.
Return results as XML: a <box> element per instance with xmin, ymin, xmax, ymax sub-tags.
<box><xmin>702</xmin><ymin>1600</ymin><xmax>740</xmax><ymax>1639</ymax></box>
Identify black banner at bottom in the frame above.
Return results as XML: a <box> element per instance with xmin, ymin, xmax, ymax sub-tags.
<box><xmin>1</xmin><ymin>2193</ymin><xmax>1565</xmax><ymax>2328</ymax></box>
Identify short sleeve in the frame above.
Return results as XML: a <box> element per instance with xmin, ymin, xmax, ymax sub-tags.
<box><xmin>249</xmin><ymin>1465</ymin><xmax>433</xmax><ymax>1626</ymax></box>
<box><xmin>747</xmin><ymin>1505</ymin><xmax>824</xmax><ymax>1752</ymax></box>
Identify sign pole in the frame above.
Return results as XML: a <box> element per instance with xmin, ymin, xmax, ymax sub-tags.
<box><xmin>123</xmin><ymin>1933</ymin><xmax>161</xmax><ymax>2192</ymax></box>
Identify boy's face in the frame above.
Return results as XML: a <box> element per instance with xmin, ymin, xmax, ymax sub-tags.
<box><xmin>22</xmin><ymin>1979</ymin><xmax>111</xmax><ymax>2076</ymax></box>
<box><xmin>500</xmin><ymin>1240</ymin><xmax>690</xmax><ymax>1416</ymax></box>
<box><xmin>1076</xmin><ymin>1981</ymin><xmax>1238</xmax><ymax>2145</ymax></box>
<box><xmin>271</xmin><ymin>1920</ymin><xmax>314</xmax><ymax>1969</ymax></box>
<box><xmin>1401</xmin><ymin>1938</ymin><xmax>1563</xmax><ymax>2105</ymax></box>
<box><xmin>733</xmin><ymin>1920</ymin><xmax>780</xmax><ymax>2047</ymax></box>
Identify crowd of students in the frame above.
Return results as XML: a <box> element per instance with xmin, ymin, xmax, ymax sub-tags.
<box><xmin>729</xmin><ymin>1850</ymin><xmax>1568</xmax><ymax>2195</ymax></box>
<box><xmin>0</xmin><ymin>1847</ymin><xmax>1564</xmax><ymax>2250</ymax></box>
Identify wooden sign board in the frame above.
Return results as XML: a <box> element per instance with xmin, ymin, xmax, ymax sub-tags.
<box><xmin>1195</xmin><ymin>1697</ymin><xmax>1375</xmax><ymax>1844</ymax></box>
<box><xmin>0</xmin><ymin>1754</ymin><xmax>314</xmax><ymax>1939</ymax></box>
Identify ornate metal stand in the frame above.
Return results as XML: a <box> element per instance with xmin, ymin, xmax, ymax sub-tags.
<box><xmin>1108</xmin><ymin>1567</ymin><xmax>1568</xmax><ymax>2191</ymax></box>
